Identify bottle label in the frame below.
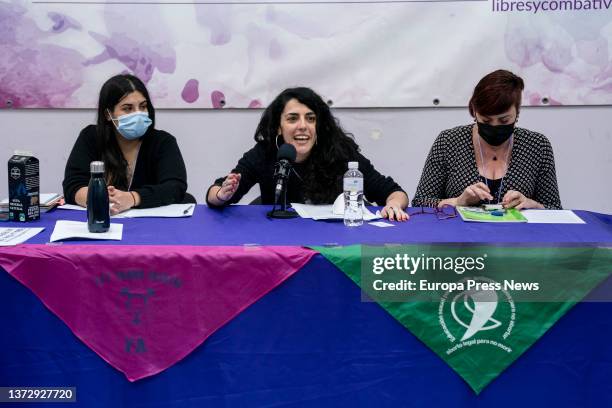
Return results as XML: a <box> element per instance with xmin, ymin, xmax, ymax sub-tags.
<box><xmin>344</xmin><ymin>177</ymin><xmax>363</xmax><ymax>192</ymax></box>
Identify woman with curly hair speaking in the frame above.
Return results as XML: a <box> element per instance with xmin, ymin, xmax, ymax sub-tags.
<box><xmin>206</xmin><ymin>87</ymin><xmax>409</xmax><ymax>221</ymax></box>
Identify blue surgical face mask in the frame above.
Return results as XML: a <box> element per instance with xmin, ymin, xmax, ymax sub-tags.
<box><xmin>109</xmin><ymin>110</ymin><xmax>152</xmax><ymax>140</ymax></box>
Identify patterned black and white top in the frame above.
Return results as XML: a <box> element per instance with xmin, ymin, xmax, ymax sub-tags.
<box><xmin>412</xmin><ymin>125</ymin><xmax>562</xmax><ymax>209</ymax></box>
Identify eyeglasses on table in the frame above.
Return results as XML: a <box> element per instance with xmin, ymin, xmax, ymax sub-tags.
<box><xmin>409</xmin><ymin>205</ymin><xmax>457</xmax><ymax>220</ymax></box>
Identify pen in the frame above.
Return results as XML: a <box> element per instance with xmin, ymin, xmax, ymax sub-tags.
<box><xmin>183</xmin><ymin>205</ymin><xmax>194</xmax><ymax>215</ymax></box>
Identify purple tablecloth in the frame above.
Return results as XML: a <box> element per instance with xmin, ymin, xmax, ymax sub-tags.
<box><xmin>10</xmin><ymin>205</ymin><xmax>612</xmax><ymax>246</ymax></box>
<box><xmin>1</xmin><ymin>205</ymin><xmax>611</xmax><ymax>406</ymax></box>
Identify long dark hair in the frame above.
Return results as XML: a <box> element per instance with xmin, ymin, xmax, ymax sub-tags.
<box><xmin>254</xmin><ymin>87</ymin><xmax>359</xmax><ymax>203</ymax></box>
<box><xmin>95</xmin><ymin>74</ymin><xmax>155</xmax><ymax>188</ymax></box>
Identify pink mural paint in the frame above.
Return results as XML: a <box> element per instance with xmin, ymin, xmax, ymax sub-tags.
<box><xmin>0</xmin><ymin>2</ymin><xmax>84</xmax><ymax>108</ymax></box>
<box><xmin>211</xmin><ymin>90</ymin><xmax>226</xmax><ymax>108</ymax></box>
<box><xmin>86</xmin><ymin>32</ymin><xmax>175</xmax><ymax>84</ymax></box>
<box><xmin>48</xmin><ymin>12</ymin><xmax>82</xmax><ymax>33</ymax></box>
<box><xmin>541</xmin><ymin>43</ymin><xmax>572</xmax><ymax>73</ymax></box>
<box><xmin>85</xmin><ymin>5</ymin><xmax>176</xmax><ymax>83</ymax></box>
<box><xmin>576</xmin><ymin>38</ymin><xmax>609</xmax><ymax>68</ymax></box>
<box><xmin>195</xmin><ymin>4</ymin><xmax>233</xmax><ymax>46</ymax></box>
<box><xmin>269</xmin><ymin>39</ymin><xmax>284</xmax><ymax>60</ymax></box>
<box><xmin>592</xmin><ymin>82</ymin><xmax>612</xmax><ymax>92</ymax></box>
<box><xmin>207</xmin><ymin>85</ymin><xmax>266</xmax><ymax>108</ymax></box>
<box><xmin>504</xmin><ymin>16</ymin><xmax>612</xmax><ymax>104</ymax></box>
<box><xmin>248</xmin><ymin>99</ymin><xmax>263</xmax><ymax>108</ymax></box>
<box><xmin>505</xmin><ymin>30</ymin><xmax>543</xmax><ymax>68</ymax></box>
<box><xmin>265</xmin><ymin>4</ymin><xmax>362</xmax><ymax>39</ymax></box>
<box><xmin>527</xmin><ymin>92</ymin><xmax>562</xmax><ymax>106</ymax></box>
<box><xmin>181</xmin><ymin>79</ymin><xmax>200</xmax><ymax>103</ymax></box>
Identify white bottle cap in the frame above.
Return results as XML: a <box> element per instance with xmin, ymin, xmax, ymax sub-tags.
<box><xmin>348</xmin><ymin>161</ymin><xmax>358</xmax><ymax>169</ymax></box>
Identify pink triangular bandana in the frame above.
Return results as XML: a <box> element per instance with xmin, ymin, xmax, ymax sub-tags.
<box><xmin>0</xmin><ymin>244</ymin><xmax>315</xmax><ymax>381</ymax></box>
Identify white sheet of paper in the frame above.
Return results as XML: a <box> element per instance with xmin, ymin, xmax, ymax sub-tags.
<box><xmin>50</xmin><ymin>220</ymin><xmax>123</xmax><ymax>242</ymax></box>
<box><xmin>58</xmin><ymin>204</ymin><xmax>86</xmax><ymax>211</ymax></box>
<box><xmin>291</xmin><ymin>203</ymin><xmax>381</xmax><ymax>221</ymax></box>
<box><xmin>368</xmin><ymin>221</ymin><xmax>395</xmax><ymax>228</ymax></box>
<box><xmin>0</xmin><ymin>227</ymin><xmax>45</xmax><ymax>246</ymax></box>
<box><xmin>522</xmin><ymin>210</ymin><xmax>586</xmax><ymax>224</ymax></box>
<box><xmin>113</xmin><ymin>204</ymin><xmax>195</xmax><ymax>218</ymax></box>
<box><xmin>58</xmin><ymin>204</ymin><xmax>195</xmax><ymax>218</ymax></box>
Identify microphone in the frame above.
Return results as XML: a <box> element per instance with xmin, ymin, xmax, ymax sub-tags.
<box><xmin>267</xmin><ymin>143</ymin><xmax>299</xmax><ymax>219</ymax></box>
<box><xmin>274</xmin><ymin>143</ymin><xmax>297</xmax><ymax>204</ymax></box>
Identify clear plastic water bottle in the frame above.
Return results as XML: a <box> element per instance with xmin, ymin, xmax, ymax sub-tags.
<box><xmin>87</xmin><ymin>161</ymin><xmax>110</xmax><ymax>233</ymax></box>
<box><xmin>343</xmin><ymin>161</ymin><xmax>363</xmax><ymax>227</ymax></box>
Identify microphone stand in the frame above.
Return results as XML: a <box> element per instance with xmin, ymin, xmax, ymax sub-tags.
<box><xmin>267</xmin><ymin>171</ymin><xmax>298</xmax><ymax>219</ymax></box>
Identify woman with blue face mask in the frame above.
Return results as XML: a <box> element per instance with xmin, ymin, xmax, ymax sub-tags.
<box><xmin>63</xmin><ymin>74</ymin><xmax>192</xmax><ymax>214</ymax></box>
<box><xmin>412</xmin><ymin>70</ymin><xmax>562</xmax><ymax>210</ymax></box>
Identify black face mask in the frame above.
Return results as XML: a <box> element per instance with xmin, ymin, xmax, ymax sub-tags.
<box><xmin>477</xmin><ymin>122</ymin><xmax>515</xmax><ymax>146</ymax></box>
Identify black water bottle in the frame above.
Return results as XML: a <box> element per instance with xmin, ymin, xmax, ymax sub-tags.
<box><xmin>87</xmin><ymin>161</ymin><xmax>110</xmax><ymax>233</ymax></box>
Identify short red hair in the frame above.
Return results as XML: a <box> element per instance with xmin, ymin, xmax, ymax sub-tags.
<box><xmin>469</xmin><ymin>70</ymin><xmax>524</xmax><ymax>117</ymax></box>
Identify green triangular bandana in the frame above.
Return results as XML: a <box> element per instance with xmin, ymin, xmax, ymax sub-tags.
<box><xmin>314</xmin><ymin>244</ymin><xmax>612</xmax><ymax>394</ymax></box>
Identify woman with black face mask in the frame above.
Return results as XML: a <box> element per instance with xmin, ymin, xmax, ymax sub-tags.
<box><xmin>412</xmin><ymin>69</ymin><xmax>562</xmax><ymax>210</ymax></box>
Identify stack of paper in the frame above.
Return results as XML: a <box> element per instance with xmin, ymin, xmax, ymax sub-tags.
<box><xmin>1</xmin><ymin>193</ymin><xmax>63</xmax><ymax>214</ymax></box>
<box><xmin>114</xmin><ymin>204</ymin><xmax>195</xmax><ymax>218</ymax></box>
<box><xmin>57</xmin><ymin>204</ymin><xmax>85</xmax><ymax>211</ymax></box>
<box><xmin>521</xmin><ymin>209</ymin><xmax>585</xmax><ymax>224</ymax></box>
<box><xmin>291</xmin><ymin>203</ymin><xmax>382</xmax><ymax>221</ymax></box>
<box><xmin>291</xmin><ymin>193</ymin><xmax>383</xmax><ymax>221</ymax></box>
<box><xmin>58</xmin><ymin>203</ymin><xmax>195</xmax><ymax>218</ymax></box>
<box><xmin>0</xmin><ymin>227</ymin><xmax>45</xmax><ymax>246</ymax></box>
<box><xmin>40</xmin><ymin>193</ymin><xmax>64</xmax><ymax>212</ymax></box>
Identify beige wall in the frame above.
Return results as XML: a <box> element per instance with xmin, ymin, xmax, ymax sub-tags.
<box><xmin>1</xmin><ymin>106</ymin><xmax>610</xmax><ymax>213</ymax></box>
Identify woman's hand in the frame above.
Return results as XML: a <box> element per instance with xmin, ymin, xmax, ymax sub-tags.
<box><xmin>108</xmin><ymin>186</ymin><xmax>138</xmax><ymax>215</ymax></box>
<box><xmin>381</xmin><ymin>192</ymin><xmax>409</xmax><ymax>222</ymax></box>
<box><xmin>209</xmin><ymin>173</ymin><xmax>241</xmax><ymax>205</ymax></box>
<box><xmin>452</xmin><ymin>182</ymin><xmax>494</xmax><ymax>206</ymax></box>
<box><xmin>502</xmin><ymin>190</ymin><xmax>543</xmax><ymax>210</ymax></box>
<box><xmin>75</xmin><ymin>187</ymin><xmax>88</xmax><ymax>207</ymax></box>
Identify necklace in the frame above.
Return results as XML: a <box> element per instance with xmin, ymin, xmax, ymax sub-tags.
<box><xmin>291</xmin><ymin>167</ymin><xmax>303</xmax><ymax>182</ymax></box>
<box><xmin>125</xmin><ymin>143</ymin><xmax>142</xmax><ymax>190</ymax></box>
<box><xmin>476</xmin><ymin>134</ymin><xmax>513</xmax><ymax>204</ymax></box>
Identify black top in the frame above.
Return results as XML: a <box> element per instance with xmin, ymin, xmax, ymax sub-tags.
<box><xmin>207</xmin><ymin>143</ymin><xmax>405</xmax><ymax>207</ymax></box>
<box><xmin>63</xmin><ymin>125</ymin><xmax>189</xmax><ymax>208</ymax></box>
<box><xmin>481</xmin><ymin>176</ymin><xmax>502</xmax><ymax>204</ymax></box>
<box><xmin>412</xmin><ymin>125</ymin><xmax>562</xmax><ymax>209</ymax></box>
